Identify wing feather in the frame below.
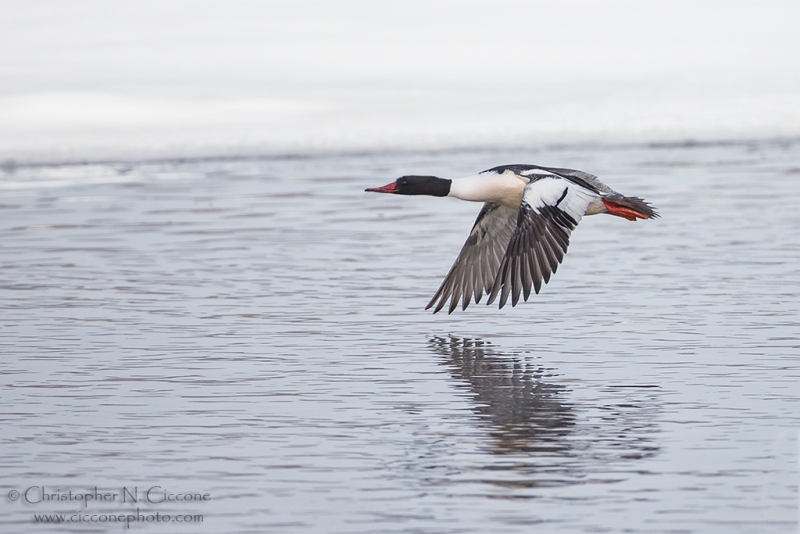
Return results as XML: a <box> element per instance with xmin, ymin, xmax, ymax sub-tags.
<box><xmin>487</xmin><ymin>178</ymin><xmax>599</xmax><ymax>308</ymax></box>
<box><xmin>427</xmin><ymin>203</ymin><xmax>518</xmax><ymax>314</ymax></box>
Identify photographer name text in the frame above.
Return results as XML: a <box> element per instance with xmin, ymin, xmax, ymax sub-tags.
<box><xmin>8</xmin><ymin>486</ymin><xmax>210</xmax><ymax>508</ymax></box>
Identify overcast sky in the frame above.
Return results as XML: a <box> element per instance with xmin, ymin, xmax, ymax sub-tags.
<box><xmin>2</xmin><ymin>0</ymin><xmax>799</xmax><ymax>162</ymax></box>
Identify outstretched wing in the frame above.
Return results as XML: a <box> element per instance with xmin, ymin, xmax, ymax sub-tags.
<box><xmin>427</xmin><ymin>202</ymin><xmax>518</xmax><ymax>314</ymax></box>
<box><xmin>487</xmin><ymin>177</ymin><xmax>599</xmax><ymax>309</ymax></box>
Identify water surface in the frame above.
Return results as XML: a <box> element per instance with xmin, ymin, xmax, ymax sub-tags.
<box><xmin>1</xmin><ymin>141</ymin><xmax>799</xmax><ymax>532</ymax></box>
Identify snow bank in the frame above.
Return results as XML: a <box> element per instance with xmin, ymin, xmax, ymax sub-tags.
<box><xmin>2</xmin><ymin>0</ymin><xmax>799</xmax><ymax>162</ymax></box>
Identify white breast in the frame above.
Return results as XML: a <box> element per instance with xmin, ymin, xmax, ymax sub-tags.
<box><xmin>448</xmin><ymin>171</ymin><xmax>528</xmax><ymax>209</ymax></box>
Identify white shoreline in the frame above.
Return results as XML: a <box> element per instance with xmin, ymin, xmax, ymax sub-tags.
<box><xmin>2</xmin><ymin>0</ymin><xmax>799</xmax><ymax>164</ymax></box>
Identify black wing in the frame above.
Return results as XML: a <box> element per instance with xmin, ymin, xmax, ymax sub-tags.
<box><xmin>487</xmin><ymin>177</ymin><xmax>598</xmax><ymax>309</ymax></box>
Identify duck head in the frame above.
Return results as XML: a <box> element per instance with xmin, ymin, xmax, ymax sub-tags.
<box><xmin>366</xmin><ymin>175</ymin><xmax>451</xmax><ymax>197</ymax></box>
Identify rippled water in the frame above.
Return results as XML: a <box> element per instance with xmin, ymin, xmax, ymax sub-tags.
<box><xmin>1</xmin><ymin>140</ymin><xmax>799</xmax><ymax>533</ymax></box>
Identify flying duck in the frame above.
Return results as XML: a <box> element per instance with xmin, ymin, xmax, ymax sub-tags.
<box><xmin>366</xmin><ymin>164</ymin><xmax>658</xmax><ymax>313</ymax></box>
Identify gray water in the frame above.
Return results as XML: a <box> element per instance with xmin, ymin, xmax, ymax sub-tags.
<box><xmin>1</xmin><ymin>140</ymin><xmax>799</xmax><ymax>533</ymax></box>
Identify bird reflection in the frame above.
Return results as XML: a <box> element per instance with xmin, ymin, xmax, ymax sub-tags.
<box><xmin>430</xmin><ymin>335</ymin><xmax>575</xmax><ymax>455</ymax></box>
<box><xmin>429</xmin><ymin>335</ymin><xmax>660</xmax><ymax>464</ymax></box>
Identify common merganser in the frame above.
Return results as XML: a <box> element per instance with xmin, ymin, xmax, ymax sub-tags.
<box><xmin>366</xmin><ymin>164</ymin><xmax>658</xmax><ymax>314</ymax></box>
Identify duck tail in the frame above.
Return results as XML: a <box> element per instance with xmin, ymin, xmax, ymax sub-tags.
<box><xmin>601</xmin><ymin>196</ymin><xmax>659</xmax><ymax>221</ymax></box>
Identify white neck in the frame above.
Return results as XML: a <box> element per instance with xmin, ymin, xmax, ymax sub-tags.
<box><xmin>448</xmin><ymin>172</ymin><xmax>527</xmax><ymax>209</ymax></box>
